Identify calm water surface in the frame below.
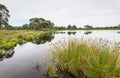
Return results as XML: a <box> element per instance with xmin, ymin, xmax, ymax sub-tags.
<box><xmin>0</xmin><ymin>30</ymin><xmax>120</xmax><ymax>78</ymax></box>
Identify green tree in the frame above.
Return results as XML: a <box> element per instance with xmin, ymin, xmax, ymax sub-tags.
<box><xmin>40</xmin><ymin>20</ymin><xmax>53</xmax><ymax>28</ymax></box>
<box><xmin>29</xmin><ymin>18</ymin><xmax>41</xmax><ymax>30</ymax></box>
<box><xmin>22</xmin><ymin>24</ymin><xmax>29</xmax><ymax>29</ymax></box>
<box><xmin>0</xmin><ymin>4</ymin><xmax>10</xmax><ymax>29</ymax></box>
<box><xmin>72</xmin><ymin>25</ymin><xmax>77</xmax><ymax>29</ymax></box>
<box><xmin>67</xmin><ymin>25</ymin><xmax>77</xmax><ymax>29</ymax></box>
<box><xmin>67</xmin><ymin>25</ymin><xmax>72</xmax><ymax>29</ymax></box>
<box><xmin>29</xmin><ymin>17</ymin><xmax>54</xmax><ymax>30</ymax></box>
<box><xmin>84</xmin><ymin>25</ymin><xmax>93</xmax><ymax>29</ymax></box>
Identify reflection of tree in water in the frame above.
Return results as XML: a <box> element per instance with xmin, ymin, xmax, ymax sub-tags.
<box><xmin>0</xmin><ymin>48</ymin><xmax>14</xmax><ymax>61</ymax></box>
<box><xmin>0</xmin><ymin>33</ymin><xmax>54</xmax><ymax>61</ymax></box>
<box><xmin>54</xmin><ymin>32</ymin><xmax>66</xmax><ymax>34</ymax></box>
<box><xmin>84</xmin><ymin>31</ymin><xmax>92</xmax><ymax>35</ymax></box>
<box><xmin>67</xmin><ymin>32</ymin><xmax>76</xmax><ymax>35</ymax></box>
<box><xmin>117</xmin><ymin>31</ymin><xmax>120</xmax><ymax>34</ymax></box>
<box><xmin>32</xmin><ymin>33</ymin><xmax>54</xmax><ymax>44</ymax></box>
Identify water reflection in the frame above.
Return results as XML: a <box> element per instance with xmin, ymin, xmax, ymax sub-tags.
<box><xmin>67</xmin><ymin>32</ymin><xmax>76</xmax><ymax>35</ymax></box>
<box><xmin>0</xmin><ymin>30</ymin><xmax>119</xmax><ymax>78</ymax></box>
<box><xmin>0</xmin><ymin>48</ymin><xmax>14</xmax><ymax>61</ymax></box>
<box><xmin>33</xmin><ymin>63</ymin><xmax>41</xmax><ymax>72</ymax></box>
<box><xmin>117</xmin><ymin>31</ymin><xmax>120</xmax><ymax>34</ymax></box>
<box><xmin>54</xmin><ymin>32</ymin><xmax>66</xmax><ymax>34</ymax></box>
<box><xmin>32</xmin><ymin>33</ymin><xmax>54</xmax><ymax>44</ymax></box>
<box><xmin>0</xmin><ymin>33</ymin><xmax>55</xmax><ymax>61</ymax></box>
<box><xmin>84</xmin><ymin>31</ymin><xmax>92</xmax><ymax>35</ymax></box>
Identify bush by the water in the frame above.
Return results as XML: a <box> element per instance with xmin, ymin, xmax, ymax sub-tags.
<box><xmin>48</xmin><ymin>39</ymin><xmax>120</xmax><ymax>78</ymax></box>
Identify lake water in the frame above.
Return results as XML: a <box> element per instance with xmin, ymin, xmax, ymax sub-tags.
<box><xmin>0</xmin><ymin>30</ymin><xmax>120</xmax><ymax>78</ymax></box>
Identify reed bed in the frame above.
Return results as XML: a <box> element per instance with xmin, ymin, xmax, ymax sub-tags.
<box><xmin>47</xmin><ymin>39</ymin><xmax>120</xmax><ymax>78</ymax></box>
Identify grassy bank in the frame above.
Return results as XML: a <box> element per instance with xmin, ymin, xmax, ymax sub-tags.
<box><xmin>47</xmin><ymin>39</ymin><xmax>120</xmax><ymax>78</ymax></box>
<box><xmin>0</xmin><ymin>30</ymin><xmax>53</xmax><ymax>53</ymax></box>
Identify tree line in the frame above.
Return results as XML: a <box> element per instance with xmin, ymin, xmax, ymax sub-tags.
<box><xmin>0</xmin><ymin>3</ymin><xmax>120</xmax><ymax>30</ymax></box>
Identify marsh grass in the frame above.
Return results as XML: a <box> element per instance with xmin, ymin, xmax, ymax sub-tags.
<box><xmin>0</xmin><ymin>49</ymin><xmax>2</xmax><ymax>57</ymax></box>
<box><xmin>0</xmin><ymin>30</ymin><xmax>49</xmax><ymax>52</ymax></box>
<box><xmin>48</xmin><ymin>39</ymin><xmax>120</xmax><ymax>78</ymax></box>
<box><xmin>46</xmin><ymin>64</ymin><xmax>58</xmax><ymax>78</ymax></box>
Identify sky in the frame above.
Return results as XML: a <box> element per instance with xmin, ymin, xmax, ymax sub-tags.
<box><xmin>0</xmin><ymin>0</ymin><xmax>120</xmax><ymax>27</ymax></box>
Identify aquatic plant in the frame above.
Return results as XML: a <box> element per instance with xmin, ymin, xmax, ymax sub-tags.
<box><xmin>24</xmin><ymin>35</ymin><xmax>34</xmax><ymax>41</ymax></box>
<box><xmin>17</xmin><ymin>38</ymin><xmax>24</xmax><ymax>44</ymax></box>
<box><xmin>0</xmin><ymin>49</ymin><xmax>2</xmax><ymax>54</ymax></box>
<box><xmin>46</xmin><ymin>64</ymin><xmax>58</xmax><ymax>78</ymax></box>
<box><xmin>33</xmin><ymin>32</ymin><xmax>44</xmax><ymax>38</ymax></box>
<box><xmin>1</xmin><ymin>38</ymin><xmax>17</xmax><ymax>50</ymax></box>
<box><xmin>0</xmin><ymin>30</ymin><xmax>51</xmax><ymax>51</ymax></box>
<box><xmin>0</xmin><ymin>49</ymin><xmax>2</xmax><ymax>58</ymax></box>
<box><xmin>2</xmin><ymin>42</ymin><xmax>14</xmax><ymax>50</ymax></box>
<box><xmin>49</xmin><ymin>39</ymin><xmax>120</xmax><ymax>78</ymax></box>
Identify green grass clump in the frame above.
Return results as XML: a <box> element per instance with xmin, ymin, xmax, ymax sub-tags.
<box><xmin>33</xmin><ymin>32</ymin><xmax>44</xmax><ymax>38</ymax></box>
<box><xmin>50</xmin><ymin>39</ymin><xmax>120</xmax><ymax>78</ymax></box>
<box><xmin>2</xmin><ymin>42</ymin><xmax>14</xmax><ymax>50</ymax></box>
<box><xmin>46</xmin><ymin>64</ymin><xmax>58</xmax><ymax>78</ymax></box>
<box><xmin>17</xmin><ymin>38</ymin><xmax>24</xmax><ymax>44</ymax></box>
<box><xmin>0</xmin><ymin>49</ymin><xmax>2</xmax><ymax>58</ymax></box>
<box><xmin>1</xmin><ymin>38</ymin><xmax>18</xmax><ymax>50</ymax></box>
<box><xmin>24</xmin><ymin>35</ymin><xmax>34</xmax><ymax>41</ymax></box>
<box><xmin>0</xmin><ymin>49</ymin><xmax>2</xmax><ymax>54</ymax></box>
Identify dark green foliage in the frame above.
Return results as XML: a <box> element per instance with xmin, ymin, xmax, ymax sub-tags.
<box><xmin>84</xmin><ymin>25</ymin><xmax>93</xmax><ymax>29</ymax></box>
<box><xmin>0</xmin><ymin>3</ymin><xmax>10</xmax><ymax>29</ymax></box>
<box><xmin>22</xmin><ymin>24</ymin><xmax>30</xmax><ymax>29</ymax></box>
<box><xmin>29</xmin><ymin>17</ymin><xmax>54</xmax><ymax>30</ymax></box>
<box><xmin>67</xmin><ymin>25</ymin><xmax>77</xmax><ymax>29</ymax></box>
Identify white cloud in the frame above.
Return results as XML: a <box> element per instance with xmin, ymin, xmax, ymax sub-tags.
<box><xmin>1</xmin><ymin>0</ymin><xmax>120</xmax><ymax>27</ymax></box>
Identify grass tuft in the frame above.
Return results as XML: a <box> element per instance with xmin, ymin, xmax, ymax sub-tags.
<box><xmin>46</xmin><ymin>64</ymin><xmax>58</xmax><ymax>78</ymax></box>
<box><xmin>48</xmin><ymin>39</ymin><xmax>120</xmax><ymax>78</ymax></box>
<box><xmin>0</xmin><ymin>49</ymin><xmax>2</xmax><ymax>58</ymax></box>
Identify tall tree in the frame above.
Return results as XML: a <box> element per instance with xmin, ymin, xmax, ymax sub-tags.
<box><xmin>22</xmin><ymin>24</ymin><xmax>29</xmax><ymax>29</ymax></box>
<box><xmin>0</xmin><ymin>4</ymin><xmax>10</xmax><ymax>29</ymax></box>
<box><xmin>29</xmin><ymin>18</ymin><xmax>54</xmax><ymax>30</ymax></box>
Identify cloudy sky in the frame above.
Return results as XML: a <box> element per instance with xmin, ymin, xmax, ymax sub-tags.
<box><xmin>1</xmin><ymin>0</ymin><xmax>120</xmax><ymax>27</ymax></box>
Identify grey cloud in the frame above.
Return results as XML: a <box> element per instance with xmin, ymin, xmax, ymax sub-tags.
<box><xmin>1</xmin><ymin>0</ymin><xmax>120</xmax><ymax>27</ymax></box>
